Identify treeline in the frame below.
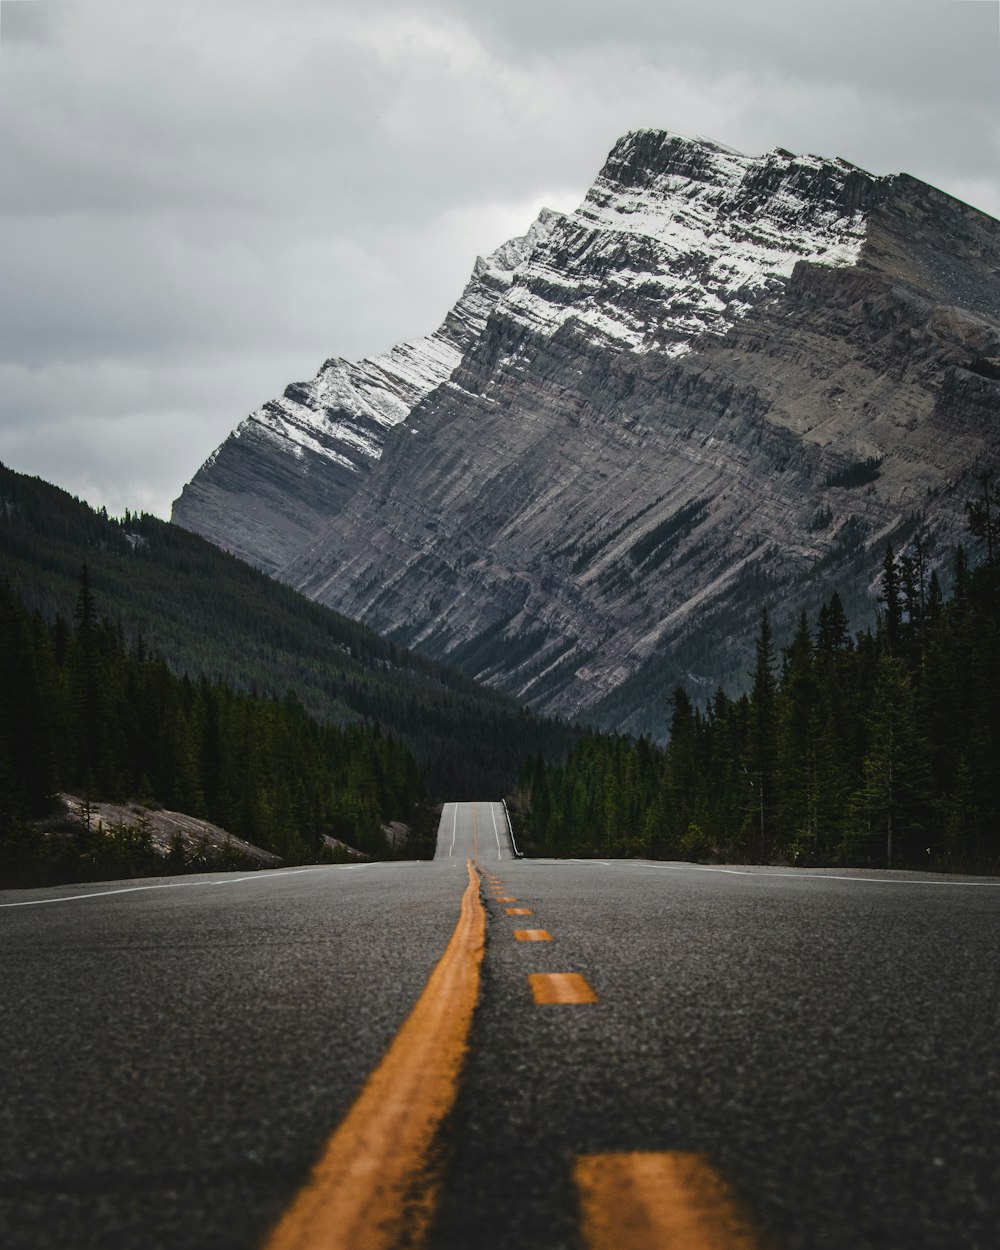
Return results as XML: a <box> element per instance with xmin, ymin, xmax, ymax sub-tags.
<box><xmin>0</xmin><ymin>568</ymin><xmax>429</xmax><ymax>885</ymax></box>
<box><xmin>0</xmin><ymin>462</ymin><xmax>576</xmax><ymax>798</ymax></box>
<box><xmin>519</xmin><ymin>497</ymin><xmax>1000</xmax><ymax>872</ymax></box>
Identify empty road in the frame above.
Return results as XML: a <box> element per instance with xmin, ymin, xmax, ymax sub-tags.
<box><xmin>2</xmin><ymin>801</ymin><xmax>999</xmax><ymax>1249</ymax></box>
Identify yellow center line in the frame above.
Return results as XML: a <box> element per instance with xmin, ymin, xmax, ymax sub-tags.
<box><xmin>505</xmin><ymin>907</ymin><xmax>532</xmax><ymax>915</ymax></box>
<box><xmin>574</xmin><ymin>1152</ymin><xmax>767</xmax><ymax>1250</ymax></box>
<box><xmin>494</xmin><ymin>896</ymin><xmax>517</xmax><ymax>902</ymax></box>
<box><xmin>514</xmin><ymin>929</ymin><xmax>552</xmax><ymax>941</ymax></box>
<box><xmin>529</xmin><ymin>972</ymin><xmax>598</xmax><ymax>1004</ymax></box>
<box><xmin>262</xmin><ymin>859</ymin><xmax>486</xmax><ymax>1250</ymax></box>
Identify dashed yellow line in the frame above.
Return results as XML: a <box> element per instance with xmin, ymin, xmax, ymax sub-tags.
<box><xmin>264</xmin><ymin>806</ymin><xmax>768</xmax><ymax>1250</ymax></box>
<box><xmin>529</xmin><ymin>972</ymin><xmax>599</xmax><ymax>1004</ymax></box>
<box><xmin>574</xmin><ymin>1152</ymin><xmax>767</xmax><ymax>1250</ymax></box>
<box><xmin>262</xmin><ymin>860</ymin><xmax>485</xmax><ymax>1250</ymax></box>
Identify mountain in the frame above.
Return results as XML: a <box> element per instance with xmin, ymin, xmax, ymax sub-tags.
<box><xmin>174</xmin><ymin>129</ymin><xmax>1000</xmax><ymax>734</ymax></box>
<box><xmin>0</xmin><ymin>463</ymin><xmax>574</xmax><ymax>795</ymax></box>
<box><xmin>172</xmin><ymin>213</ymin><xmax>558</xmax><ymax>576</ymax></box>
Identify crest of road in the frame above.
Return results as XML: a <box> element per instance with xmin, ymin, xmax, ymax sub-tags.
<box><xmin>2</xmin><ymin>800</ymin><xmax>999</xmax><ymax>1250</ymax></box>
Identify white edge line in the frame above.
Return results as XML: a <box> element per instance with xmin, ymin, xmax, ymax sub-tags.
<box><xmin>0</xmin><ymin>863</ymin><xmax>381</xmax><ymax>908</ymax></box>
<box><xmin>565</xmin><ymin>861</ymin><xmax>999</xmax><ymax>886</ymax></box>
<box><xmin>449</xmin><ymin>803</ymin><xmax>457</xmax><ymax>858</ymax></box>
<box><xmin>489</xmin><ymin>803</ymin><xmax>502</xmax><ymax>861</ymax></box>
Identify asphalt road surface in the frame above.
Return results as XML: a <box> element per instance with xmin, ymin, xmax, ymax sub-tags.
<box><xmin>2</xmin><ymin>800</ymin><xmax>999</xmax><ymax>1249</ymax></box>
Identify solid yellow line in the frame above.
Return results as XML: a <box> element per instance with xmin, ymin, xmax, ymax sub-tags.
<box><xmin>514</xmin><ymin>929</ymin><xmax>552</xmax><ymax>941</ymax></box>
<box><xmin>262</xmin><ymin>860</ymin><xmax>485</xmax><ymax>1250</ymax></box>
<box><xmin>574</xmin><ymin>1152</ymin><xmax>767</xmax><ymax>1250</ymax></box>
<box><xmin>529</xmin><ymin>973</ymin><xmax>598</xmax><ymax>1004</ymax></box>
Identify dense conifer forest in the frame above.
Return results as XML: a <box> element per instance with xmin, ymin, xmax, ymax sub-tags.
<box><xmin>0</xmin><ymin>566</ymin><xmax>435</xmax><ymax>884</ymax></box>
<box><xmin>516</xmin><ymin>484</ymin><xmax>1000</xmax><ymax>874</ymax></box>
<box><xmin>0</xmin><ymin>463</ymin><xmax>575</xmax><ymax>800</ymax></box>
<box><xmin>0</xmin><ymin>462</ymin><xmax>576</xmax><ymax>885</ymax></box>
<box><xmin>4</xmin><ymin>462</ymin><xmax>999</xmax><ymax>882</ymax></box>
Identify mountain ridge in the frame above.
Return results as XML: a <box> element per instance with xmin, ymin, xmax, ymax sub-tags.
<box><xmin>173</xmin><ymin>129</ymin><xmax>1000</xmax><ymax>733</ymax></box>
<box><xmin>172</xmin><ymin>209</ymin><xmax>560</xmax><ymax>575</ymax></box>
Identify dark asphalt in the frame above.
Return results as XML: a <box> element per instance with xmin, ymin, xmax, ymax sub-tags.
<box><xmin>0</xmin><ymin>860</ymin><xmax>467</xmax><ymax>1249</ymax></box>
<box><xmin>2</xmin><ymin>805</ymin><xmax>998</xmax><ymax>1249</ymax></box>
<box><xmin>432</xmin><ymin>857</ymin><xmax>1000</xmax><ymax>1250</ymax></box>
<box><xmin>436</xmin><ymin>800</ymin><xmax>515</xmax><ymax>864</ymax></box>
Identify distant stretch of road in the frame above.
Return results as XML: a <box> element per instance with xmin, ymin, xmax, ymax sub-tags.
<box><xmin>2</xmin><ymin>801</ymin><xmax>998</xmax><ymax>1249</ymax></box>
<box><xmin>437</xmin><ymin>799</ymin><xmax>516</xmax><ymax>863</ymax></box>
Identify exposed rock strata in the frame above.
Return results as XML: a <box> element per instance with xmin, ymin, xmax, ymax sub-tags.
<box><xmin>174</xmin><ymin>131</ymin><xmax>1000</xmax><ymax>733</ymax></box>
<box><xmin>172</xmin><ymin>212</ymin><xmax>559</xmax><ymax>573</ymax></box>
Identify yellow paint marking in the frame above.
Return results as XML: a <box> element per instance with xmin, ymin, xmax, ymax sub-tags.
<box><xmin>494</xmin><ymin>896</ymin><xmax>517</xmax><ymax>902</ymax></box>
<box><xmin>514</xmin><ymin>929</ymin><xmax>552</xmax><ymax>941</ymax></box>
<box><xmin>529</xmin><ymin>973</ymin><xmax>599</xmax><ymax>1004</ymax></box>
<box><xmin>505</xmin><ymin>907</ymin><xmax>532</xmax><ymax>915</ymax></box>
<box><xmin>574</xmin><ymin>1152</ymin><xmax>767</xmax><ymax>1250</ymax></box>
<box><xmin>262</xmin><ymin>859</ymin><xmax>486</xmax><ymax>1250</ymax></box>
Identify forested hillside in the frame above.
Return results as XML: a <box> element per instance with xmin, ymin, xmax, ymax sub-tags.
<box><xmin>517</xmin><ymin>489</ymin><xmax>1000</xmax><ymax>873</ymax></box>
<box><xmin>0</xmin><ymin>568</ymin><xmax>429</xmax><ymax>884</ymax></box>
<box><xmin>0</xmin><ymin>463</ymin><xmax>574</xmax><ymax>798</ymax></box>
<box><xmin>6</xmin><ymin>461</ymin><xmax>997</xmax><ymax>882</ymax></box>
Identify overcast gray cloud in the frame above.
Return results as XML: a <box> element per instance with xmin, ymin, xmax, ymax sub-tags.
<box><xmin>1</xmin><ymin>0</ymin><xmax>997</xmax><ymax>518</ymax></box>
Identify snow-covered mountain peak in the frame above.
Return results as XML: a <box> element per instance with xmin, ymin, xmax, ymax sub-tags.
<box><xmin>173</xmin><ymin>205</ymin><xmax>560</xmax><ymax>571</ymax></box>
<box><xmin>494</xmin><ymin>128</ymin><xmax>889</xmax><ymax>356</ymax></box>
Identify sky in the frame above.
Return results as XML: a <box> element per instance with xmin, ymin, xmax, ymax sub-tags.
<box><xmin>2</xmin><ymin>0</ymin><xmax>998</xmax><ymax>520</ymax></box>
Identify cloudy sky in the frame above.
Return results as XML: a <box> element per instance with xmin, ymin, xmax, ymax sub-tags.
<box><xmin>2</xmin><ymin>0</ymin><xmax>998</xmax><ymax>519</ymax></box>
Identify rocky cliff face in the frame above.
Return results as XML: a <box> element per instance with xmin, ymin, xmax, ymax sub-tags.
<box><xmin>172</xmin><ymin>211</ymin><xmax>558</xmax><ymax>573</ymax></box>
<box><xmin>174</xmin><ymin>130</ymin><xmax>1000</xmax><ymax>733</ymax></box>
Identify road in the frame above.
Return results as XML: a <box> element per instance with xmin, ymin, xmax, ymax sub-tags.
<box><xmin>2</xmin><ymin>800</ymin><xmax>999</xmax><ymax>1249</ymax></box>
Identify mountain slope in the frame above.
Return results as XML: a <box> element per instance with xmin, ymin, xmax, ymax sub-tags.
<box><xmin>172</xmin><ymin>212</ymin><xmax>558</xmax><ymax>575</ymax></box>
<box><xmin>174</xmin><ymin>130</ymin><xmax>1000</xmax><ymax>733</ymax></box>
<box><xmin>0</xmin><ymin>463</ymin><xmax>574</xmax><ymax>792</ymax></box>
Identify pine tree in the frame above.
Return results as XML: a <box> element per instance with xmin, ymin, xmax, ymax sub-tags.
<box><xmin>879</xmin><ymin>543</ymin><xmax>903</xmax><ymax>653</ymax></box>
<box><xmin>776</xmin><ymin>611</ymin><xmax>819</xmax><ymax>860</ymax></box>
<box><xmin>665</xmin><ymin>688</ymin><xmax>698</xmax><ymax>847</ymax></box>
<box><xmin>69</xmin><ymin>563</ymin><xmax>107</xmax><ymax>789</ymax></box>
<box><xmin>743</xmin><ymin>607</ymin><xmax>779</xmax><ymax>860</ymax></box>
<box><xmin>965</xmin><ymin>470</ymin><xmax>1000</xmax><ymax>567</ymax></box>
<box><xmin>848</xmin><ymin>654</ymin><xmax>931</xmax><ymax>867</ymax></box>
<box><xmin>816</xmin><ymin>592</ymin><xmax>851</xmax><ymax>656</ymax></box>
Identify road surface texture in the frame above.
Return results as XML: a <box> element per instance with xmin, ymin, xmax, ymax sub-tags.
<box><xmin>2</xmin><ymin>800</ymin><xmax>998</xmax><ymax>1249</ymax></box>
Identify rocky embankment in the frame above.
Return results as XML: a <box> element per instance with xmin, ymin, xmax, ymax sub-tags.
<box><xmin>52</xmin><ymin>794</ymin><xmax>283</xmax><ymax>866</ymax></box>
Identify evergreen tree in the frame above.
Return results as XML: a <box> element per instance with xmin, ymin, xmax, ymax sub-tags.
<box><xmin>965</xmin><ymin>470</ymin><xmax>1000</xmax><ymax>567</ymax></box>
<box><xmin>665</xmin><ymin>688</ymin><xmax>698</xmax><ymax>847</ymax></box>
<box><xmin>776</xmin><ymin>611</ymin><xmax>819</xmax><ymax>860</ymax></box>
<box><xmin>816</xmin><ymin>592</ymin><xmax>851</xmax><ymax>656</ymax></box>
<box><xmin>847</xmin><ymin>654</ymin><xmax>931</xmax><ymax>867</ymax></box>
<box><xmin>879</xmin><ymin>543</ymin><xmax>903</xmax><ymax>653</ymax></box>
<box><xmin>743</xmin><ymin>608</ymin><xmax>779</xmax><ymax>860</ymax></box>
